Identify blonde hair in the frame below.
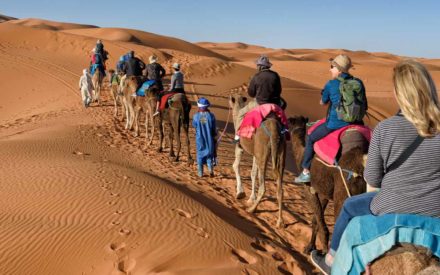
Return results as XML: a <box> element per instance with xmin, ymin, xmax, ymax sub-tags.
<box><xmin>393</xmin><ymin>59</ymin><xmax>440</xmax><ymax>137</ymax></box>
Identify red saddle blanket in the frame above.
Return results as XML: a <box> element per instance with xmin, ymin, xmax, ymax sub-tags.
<box><xmin>308</xmin><ymin>119</ymin><xmax>372</xmax><ymax>165</ymax></box>
<box><xmin>237</xmin><ymin>104</ymin><xmax>289</xmax><ymax>139</ymax></box>
<box><xmin>159</xmin><ymin>92</ymin><xmax>177</xmax><ymax>111</ymax></box>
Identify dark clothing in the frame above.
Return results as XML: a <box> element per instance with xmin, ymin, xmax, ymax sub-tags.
<box><xmin>123</xmin><ymin>57</ymin><xmax>145</xmax><ymax>77</ymax></box>
<box><xmin>247</xmin><ymin>69</ymin><xmax>282</xmax><ymax>105</ymax></box>
<box><xmin>145</xmin><ymin>63</ymin><xmax>166</xmax><ymax>81</ymax></box>
<box><xmin>96</xmin><ymin>42</ymin><xmax>104</xmax><ymax>55</ymax></box>
<box><xmin>301</xmin><ymin>123</ymin><xmax>336</xmax><ymax>169</ymax></box>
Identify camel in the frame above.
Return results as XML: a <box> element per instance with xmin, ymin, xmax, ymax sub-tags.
<box><xmin>120</xmin><ymin>76</ymin><xmax>138</xmax><ymax>131</ymax></box>
<box><xmin>109</xmin><ymin>74</ymin><xmax>124</xmax><ymax>119</ymax></box>
<box><xmin>157</xmin><ymin>93</ymin><xmax>193</xmax><ymax>165</ymax></box>
<box><xmin>91</xmin><ymin>69</ymin><xmax>104</xmax><ymax>105</ymax></box>
<box><xmin>229</xmin><ymin>94</ymin><xmax>286</xmax><ymax>228</ymax></box>
<box><xmin>133</xmin><ymin>84</ymin><xmax>160</xmax><ymax>146</ymax></box>
<box><xmin>288</xmin><ymin>115</ymin><xmax>368</xmax><ymax>253</ymax></box>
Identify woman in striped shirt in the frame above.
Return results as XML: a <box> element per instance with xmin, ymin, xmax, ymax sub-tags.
<box><xmin>310</xmin><ymin>59</ymin><xmax>440</xmax><ymax>275</ymax></box>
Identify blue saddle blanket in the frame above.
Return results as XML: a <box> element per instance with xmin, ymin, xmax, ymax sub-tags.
<box><xmin>332</xmin><ymin>214</ymin><xmax>440</xmax><ymax>275</ymax></box>
<box><xmin>136</xmin><ymin>80</ymin><xmax>157</xmax><ymax>96</ymax></box>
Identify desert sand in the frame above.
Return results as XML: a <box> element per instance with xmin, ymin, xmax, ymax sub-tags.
<box><xmin>1</xmin><ymin>16</ymin><xmax>439</xmax><ymax>275</ymax></box>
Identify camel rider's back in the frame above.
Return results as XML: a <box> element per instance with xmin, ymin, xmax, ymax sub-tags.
<box><xmin>248</xmin><ymin>69</ymin><xmax>282</xmax><ymax>105</ymax></box>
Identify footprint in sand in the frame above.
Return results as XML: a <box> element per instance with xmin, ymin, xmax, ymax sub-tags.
<box><xmin>110</xmin><ymin>192</ymin><xmax>120</xmax><ymax>197</ymax></box>
<box><xmin>277</xmin><ymin>262</ymin><xmax>293</xmax><ymax>275</ymax></box>
<box><xmin>119</xmin><ymin>228</ymin><xmax>131</xmax><ymax>236</ymax></box>
<box><xmin>110</xmin><ymin>221</ymin><xmax>121</xmax><ymax>226</ymax></box>
<box><xmin>230</xmin><ymin>248</ymin><xmax>258</xmax><ymax>265</ymax></box>
<box><xmin>108</xmin><ymin>201</ymin><xmax>118</xmax><ymax>206</ymax></box>
<box><xmin>241</xmin><ymin>268</ymin><xmax>260</xmax><ymax>275</ymax></box>
<box><xmin>108</xmin><ymin>242</ymin><xmax>126</xmax><ymax>253</ymax></box>
<box><xmin>114</xmin><ymin>210</ymin><xmax>123</xmax><ymax>215</ymax></box>
<box><xmin>186</xmin><ymin>222</ymin><xmax>209</xmax><ymax>238</ymax></box>
<box><xmin>116</xmin><ymin>258</ymin><xmax>136</xmax><ymax>274</ymax></box>
<box><xmin>173</xmin><ymin>208</ymin><xmax>196</xmax><ymax>219</ymax></box>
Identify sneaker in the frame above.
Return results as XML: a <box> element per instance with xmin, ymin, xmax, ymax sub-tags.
<box><xmin>153</xmin><ymin>111</ymin><xmax>160</xmax><ymax>117</ymax></box>
<box><xmin>310</xmin><ymin>250</ymin><xmax>331</xmax><ymax>275</ymax></box>
<box><xmin>294</xmin><ymin>172</ymin><xmax>311</xmax><ymax>183</ymax></box>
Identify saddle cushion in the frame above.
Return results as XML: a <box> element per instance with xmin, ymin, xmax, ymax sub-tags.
<box><xmin>308</xmin><ymin>118</ymin><xmax>372</xmax><ymax>165</ymax></box>
<box><xmin>159</xmin><ymin>92</ymin><xmax>177</xmax><ymax>110</ymax></box>
<box><xmin>237</xmin><ymin>103</ymin><xmax>288</xmax><ymax>139</ymax></box>
<box><xmin>136</xmin><ymin>80</ymin><xmax>156</xmax><ymax>97</ymax></box>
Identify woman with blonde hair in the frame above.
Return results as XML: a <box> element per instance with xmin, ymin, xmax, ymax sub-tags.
<box><xmin>310</xmin><ymin>59</ymin><xmax>440</xmax><ymax>275</ymax></box>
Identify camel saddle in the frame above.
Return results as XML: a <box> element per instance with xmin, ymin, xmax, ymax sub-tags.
<box><xmin>308</xmin><ymin>119</ymin><xmax>372</xmax><ymax>165</ymax></box>
<box><xmin>237</xmin><ymin>103</ymin><xmax>289</xmax><ymax>139</ymax></box>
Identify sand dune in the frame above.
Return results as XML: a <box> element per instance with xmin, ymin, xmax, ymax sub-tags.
<box><xmin>1</xmin><ymin>16</ymin><xmax>440</xmax><ymax>274</ymax></box>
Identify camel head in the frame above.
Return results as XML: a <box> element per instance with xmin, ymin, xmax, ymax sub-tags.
<box><xmin>288</xmin><ymin>115</ymin><xmax>308</xmax><ymax>136</ymax></box>
<box><xmin>229</xmin><ymin>94</ymin><xmax>247</xmax><ymax>110</ymax></box>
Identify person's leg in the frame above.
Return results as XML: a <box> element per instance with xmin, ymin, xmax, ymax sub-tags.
<box><xmin>329</xmin><ymin>192</ymin><xmax>376</xmax><ymax>254</ymax></box>
<box><xmin>310</xmin><ymin>192</ymin><xmax>376</xmax><ymax>275</ymax></box>
<box><xmin>295</xmin><ymin>123</ymin><xmax>335</xmax><ymax>183</ymax></box>
<box><xmin>207</xmin><ymin>158</ymin><xmax>214</xmax><ymax>177</ymax></box>
<box><xmin>197</xmin><ymin>163</ymin><xmax>203</xmax><ymax>177</ymax></box>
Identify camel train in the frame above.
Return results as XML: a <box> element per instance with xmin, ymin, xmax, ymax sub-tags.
<box><xmin>85</xmin><ymin>51</ymin><xmax>440</xmax><ymax>274</ymax></box>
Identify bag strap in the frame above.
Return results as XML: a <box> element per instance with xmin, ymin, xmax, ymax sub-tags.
<box><xmin>386</xmin><ymin>135</ymin><xmax>424</xmax><ymax>173</ymax></box>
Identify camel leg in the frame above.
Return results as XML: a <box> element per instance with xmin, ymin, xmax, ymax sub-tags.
<box><xmin>168</xmin><ymin>123</ymin><xmax>175</xmax><ymax>158</ymax></box>
<box><xmin>133</xmin><ymin>105</ymin><xmax>141</xmax><ymax>137</ymax></box>
<box><xmin>183</xmin><ymin>122</ymin><xmax>193</xmax><ymax>165</ymax></box>
<box><xmin>247</xmin><ymin>157</ymin><xmax>258</xmax><ymax>204</ymax></box>
<box><xmin>158</xmin><ymin>120</ymin><xmax>164</xmax><ymax>153</ymax></box>
<box><xmin>247</xmin><ymin>159</ymin><xmax>267</xmax><ymax>213</ymax></box>
<box><xmin>96</xmin><ymin>85</ymin><xmax>101</xmax><ymax>106</ymax></box>
<box><xmin>172</xmin><ymin>121</ymin><xmax>180</xmax><ymax>161</ymax></box>
<box><xmin>127</xmin><ymin>101</ymin><xmax>135</xmax><ymax>130</ymax></box>
<box><xmin>123</xmin><ymin>99</ymin><xmax>130</xmax><ymax>129</ymax></box>
<box><xmin>233</xmin><ymin>145</ymin><xmax>245</xmax><ymax>199</ymax></box>
<box><xmin>304</xmin><ymin>188</ymin><xmax>330</xmax><ymax>253</ymax></box>
<box><xmin>275</xmin><ymin>142</ymin><xmax>286</xmax><ymax>228</ymax></box>
<box><xmin>144</xmin><ymin>111</ymin><xmax>150</xmax><ymax>147</ymax></box>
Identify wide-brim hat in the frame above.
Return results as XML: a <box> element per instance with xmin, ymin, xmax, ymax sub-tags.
<box><xmin>149</xmin><ymin>55</ymin><xmax>158</xmax><ymax>63</ymax></box>
<box><xmin>197</xmin><ymin>97</ymin><xmax>210</xmax><ymax>108</ymax></box>
<box><xmin>329</xmin><ymin>54</ymin><xmax>353</xmax><ymax>72</ymax></box>
<box><xmin>255</xmin><ymin>55</ymin><xmax>272</xmax><ymax>67</ymax></box>
<box><xmin>172</xmin><ymin>62</ymin><xmax>180</xmax><ymax>69</ymax></box>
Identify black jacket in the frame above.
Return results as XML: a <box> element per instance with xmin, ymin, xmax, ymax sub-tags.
<box><xmin>145</xmin><ymin>63</ymin><xmax>166</xmax><ymax>81</ymax></box>
<box><xmin>123</xmin><ymin>57</ymin><xmax>146</xmax><ymax>77</ymax></box>
<box><xmin>248</xmin><ymin>69</ymin><xmax>282</xmax><ymax>105</ymax></box>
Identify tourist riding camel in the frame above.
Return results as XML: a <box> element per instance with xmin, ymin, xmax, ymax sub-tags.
<box><xmin>95</xmin><ymin>39</ymin><xmax>108</xmax><ymax>62</ymax></box>
<box><xmin>295</xmin><ymin>54</ymin><xmax>367</xmax><ymax>183</ymax></box>
<box><xmin>311</xmin><ymin>59</ymin><xmax>440</xmax><ymax>275</ymax></box>
<box><xmin>153</xmin><ymin>62</ymin><xmax>185</xmax><ymax>116</ymax></box>
<box><xmin>78</xmin><ymin>69</ymin><xmax>93</xmax><ymax>108</ymax></box>
<box><xmin>192</xmin><ymin>97</ymin><xmax>217</xmax><ymax>177</ymax></box>
<box><xmin>145</xmin><ymin>55</ymin><xmax>166</xmax><ymax>91</ymax></box>
<box><xmin>123</xmin><ymin>50</ymin><xmax>145</xmax><ymax>84</ymax></box>
<box><xmin>233</xmin><ymin>55</ymin><xmax>283</xmax><ymax>143</ymax></box>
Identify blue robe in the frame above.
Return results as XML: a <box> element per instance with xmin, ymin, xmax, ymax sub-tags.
<box><xmin>192</xmin><ymin>111</ymin><xmax>217</xmax><ymax>166</ymax></box>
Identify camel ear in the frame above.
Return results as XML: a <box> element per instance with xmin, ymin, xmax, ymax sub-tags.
<box><xmin>242</xmin><ymin>97</ymin><xmax>248</xmax><ymax>103</ymax></box>
<box><xmin>231</xmin><ymin>96</ymin><xmax>236</xmax><ymax>103</ymax></box>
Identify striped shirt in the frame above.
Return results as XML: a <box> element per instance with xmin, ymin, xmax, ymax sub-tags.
<box><xmin>365</xmin><ymin>115</ymin><xmax>440</xmax><ymax>217</ymax></box>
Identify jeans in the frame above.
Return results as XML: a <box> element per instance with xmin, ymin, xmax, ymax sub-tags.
<box><xmin>301</xmin><ymin>123</ymin><xmax>336</xmax><ymax>169</ymax></box>
<box><xmin>329</xmin><ymin>192</ymin><xmax>376</xmax><ymax>255</ymax></box>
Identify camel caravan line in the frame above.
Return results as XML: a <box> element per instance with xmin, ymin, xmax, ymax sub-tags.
<box><xmin>81</xmin><ymin>47</ymin><xmax>440</xmax><ymax>274</ymax></box>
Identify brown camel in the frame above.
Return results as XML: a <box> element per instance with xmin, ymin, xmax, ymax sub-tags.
<box><xmin>367</xmin><ymin>244</ymin><xmax>440</xmax><ymax>275</ymax></box>
<box><xmin>288</xmin><ymin>115</ymin><xmax>368</xmax><ymax>253</ymax></box>
<box><xmin>91</xmin><ymin>69</ymin><xmax>104</xmax><ymax>105</ymax></box>
<box><xmin>120</xmin><ymin>76</ymin><xmax>138</xmax><ymax>131</ymax></box>
<box><xmin>133</xmin><ymin>84</ymin><xmax>160</xmax><ymax>146</ymax></box>
<box><xmin>229</xmin><ymin>94</ymin><xmax>286</xmax><ymax>228</ymax></box>
<box><xmin>109</xmin><ymin>74</ymin><xmax>124</xmax><ymax>119</ymax></box>
<box><xmin>157</xmin><ymin>93</ymin><xmax>193</xmax><ymax>164</ymax></box>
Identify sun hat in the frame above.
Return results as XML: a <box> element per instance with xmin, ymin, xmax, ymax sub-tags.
<box><xmin>329</xmin><ymin>54</ymin><xmax>353</xmax><ymax>73</ymax></box>
<box><xmin>172</xmin><ymin>63</ymin><xmax>180</xmax><ymax>69</ymax></box>
<box><xmin>197</xmin><ymin>97</ymin><xmax>210</xmax><ymax>108</ymax></box>
<box><xmin>83</xmin><ymin>69</ymin><xmax>88</xmax><ymax>74</ymax></box>
<box><xmin>149</xmin><ymin>55</ymin><xmax>158</xmax><ymax>64</ymax></box>
<box><xmin>256</xmin><ymin>55</ymin><xmax>272</xmax><ymax>67</ymax></box>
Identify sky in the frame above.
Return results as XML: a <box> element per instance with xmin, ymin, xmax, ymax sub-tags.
<box><xmin>2</xmin><ymin>0</ymin><xmax>439</xmax><ymax>58</ymax></box>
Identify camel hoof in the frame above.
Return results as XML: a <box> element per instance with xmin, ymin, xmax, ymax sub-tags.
<box><xmin>236</xmin><ymin>192</ymin><xmax>246</xmax><ymax>200</ymax></box>
<box><xmin>246</xmin><ymin>206</ymin><xmax>257</xmax><ymax>213</ymax></box>
<box><xmin>246</xmin><ymin>198</ymin><xmax>256</xmax><ymax>205</ymax></box>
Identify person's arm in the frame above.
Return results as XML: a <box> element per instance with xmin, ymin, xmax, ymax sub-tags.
<box><xmin>321</xmin><ymin>81</ymin><xmax>331</xmax><ymax>105</ymax></box>
<box><xmin>211</xmin><ymin>114</ymin><xmax>217</xmax><ymax>137</ymax></box>
<box><xmin>192</xmin><ymin>114</ymin><xmax>198</xmax><ymax>128</ymax></box>
<box><xmin>247</xmin><ymin>75</ymin><xmax>257</xmax><ymax>98</ymax></box>
<box><xmin>160</xmin><ymin>65</ymin><xmax>166</xmax><ymax>78</ymax></box>
<box><xmin>364</xmin><ymin>124</ymin><xmax>384</xmax><ymax>190</ymax></box>
<box><xmin>170</xmin><ymin>74</ymin><xmax>176</xmax><ymax>91</ymax></box>
<box><xmin>276</xmin><ymin>73</ymin><xmax>282</xmax><ymax>95</ymax></box>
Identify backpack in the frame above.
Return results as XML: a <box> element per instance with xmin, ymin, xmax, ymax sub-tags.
<box><xmin>335</xmin><ymin>76</ymin><xmax>367</xmax><ymax>123</ymax></box>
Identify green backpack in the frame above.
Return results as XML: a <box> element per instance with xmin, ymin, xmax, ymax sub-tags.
<box><xmin>335</xmin><ymin>76</ymin><xmax>367</xmax><ymax>123</ymax></box>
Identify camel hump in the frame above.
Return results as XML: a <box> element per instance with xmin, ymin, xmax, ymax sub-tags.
<box><xmin>340</xmin><ymin>128</ymin><xmax>369</xmax><ymax>155</ymax></box>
